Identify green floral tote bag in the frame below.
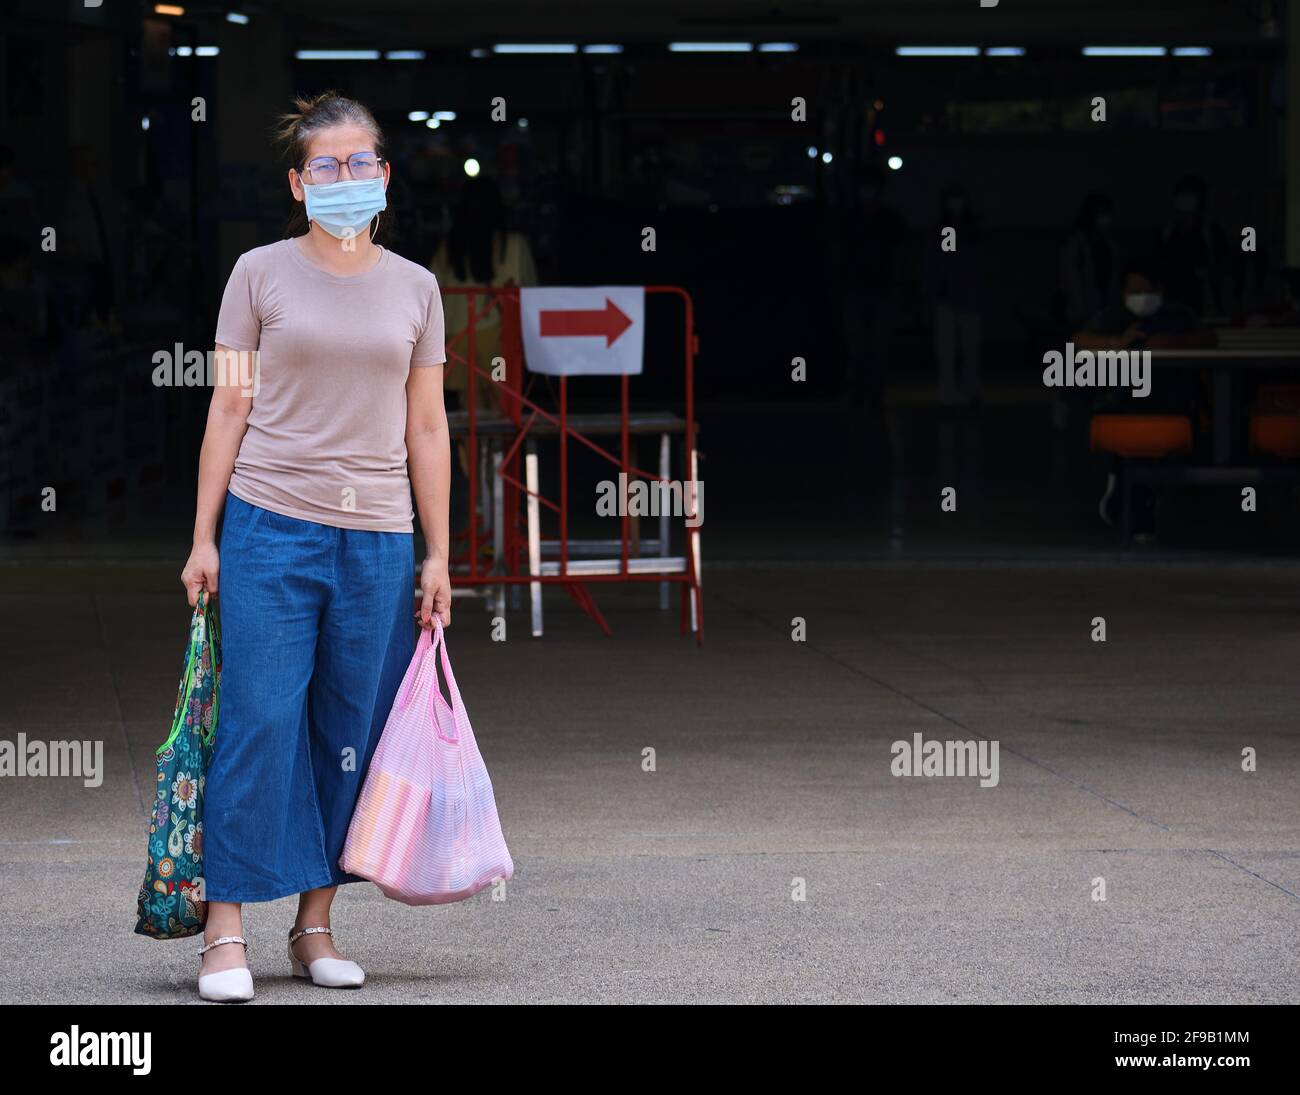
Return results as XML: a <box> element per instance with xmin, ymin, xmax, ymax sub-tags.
<box><xmin>133</xmin><ymin>592</ymin><xmax>220</xmax><ymax>939</ymax></box>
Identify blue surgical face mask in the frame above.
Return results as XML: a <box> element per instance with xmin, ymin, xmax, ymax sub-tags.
<box><xmin>302</xmin><ymin>176</ymin><xmax>387</xmax><ymax>240</ymax></box>
<box><xmin>1125</xmin><ymin>292</ymin><xmax>1163</xmax><ymax>317</ymax></box>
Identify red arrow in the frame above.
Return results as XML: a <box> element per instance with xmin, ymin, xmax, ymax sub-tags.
<box><xmin>539</xmin><ymin>298</ymin><xmax>633</xmax><ymax>347</ymax></box>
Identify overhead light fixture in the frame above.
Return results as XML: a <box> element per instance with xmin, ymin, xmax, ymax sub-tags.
<box><xmin>464</xmin><ymin>158</ymin><xmax>481</xmax><ymax>177</ymax></box>
<box><xmin>226</xmin><ymin>11</ymin><xmax>249</xmax><ymax>24</ymax></box>
<box><xmin>433</xmin><ymin>111</ymin><xmax>457</xmax><ymax>121</ymax></box>
<box><xmin>1172</xmin><ymin>47</ymin><xmax>1212</xmax><ymax>57</ymax></box>
<box><xmin>385</xmin><ymin>51</ymin><xmax>426</xmax><ymax>61</ymax></box>
<box><xmin>425</xmin><ymin>118</ymin><xmax>441</xmax><ymax>129</ymax></box>
<box><xmin>294</xmin><ymin>50</ymin><xmax>382</xmax><ymax>60</ymax></box>
<box><xmin>154</xmin><ymin>4</ymin><xmax>185</xmax><ymax>15</ymax></box>
<box><xmin>896</xmin><ymin>46</ymin><xmax>980</xmax><ymax>57</ymax></box>
<box><xmin>1082</xmin><ymin>46</ymin><xmax>1167</xmax><ymax>56</ymax></box>
<box><xmin>195</xmin><ymin>46</ymin><xmax>219</xmax><ymax>57</ymax></box>
<box><xmin>493</xmin><ymin>44</ymin><xmax>578</xmax><ymax>54</ymax></box>
<box><xmin>984</xmin><ymin>47</ymin><xmax>1025</xmax><ymax>57</ymax></box>
<box><xmin>758</xmin><ymin>43</ymin><xmax>798</xmax><ymax>53</ymax></box>
<box><xmin>887</xmin><ymin>156</ymin><xmax>903</xmax><ymax>170</ymax></box>
<box><xmin>408</xmin><ymin>110</ymin><xmax>430</xmax><ymax>122</ymax></box>
<box><xmin>582</xmin><ymin>45</ymin><xmax>623</xmax><ymax>54</ymax></box>
<box><xmin>669</xmin><ymin>42</ymin><xmax>754</xmax><ymax>52</ymax></box>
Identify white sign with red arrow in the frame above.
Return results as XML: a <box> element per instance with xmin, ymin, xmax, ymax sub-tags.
<box><xmin>520</xmin><ymin>286</ymin><xmax>645</xmax><ymax>376</ymax></box>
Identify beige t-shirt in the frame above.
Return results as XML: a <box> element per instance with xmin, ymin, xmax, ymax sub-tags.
<box><xmin>215</xmin><ymin>238</ymin><xmax>446</xmax><ymax>532</ymax></box>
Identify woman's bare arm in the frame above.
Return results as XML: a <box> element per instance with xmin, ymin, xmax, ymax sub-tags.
<box><xmin>406</xmin><ymin>363</ymin><xmax>452</xmax><ymax>628</ymax></box>
<box><xmin>180</xmin><ymin>345</ymin><xmax>254</xmax><ymax>604</ymax></box>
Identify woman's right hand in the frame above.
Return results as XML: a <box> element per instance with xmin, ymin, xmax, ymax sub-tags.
<box><xmin>181</xmin><ymin>541</ymin><xmax>220</xmax><ymax>606</ymax></box>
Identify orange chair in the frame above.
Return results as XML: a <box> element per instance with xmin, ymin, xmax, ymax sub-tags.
<box><xmin>1248</xmin><ymin>413</ymin><xmax>1300</xmax><ymax>458</ymax></box>
<box><xmin>1089</xmin><ymin>414</ymin><xmax>1193</xmax><ymax>458</ymax></box>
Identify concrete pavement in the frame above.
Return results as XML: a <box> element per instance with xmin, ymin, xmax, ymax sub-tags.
<box><xmin>0</xmin><ymin>559</ymin><xmax>1297</xmax><ymax>1003</ymax></box>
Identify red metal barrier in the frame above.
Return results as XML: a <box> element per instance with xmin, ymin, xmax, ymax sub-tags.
<box><xmin>438</xmin><ymin>285</ymin><xmax>702</xmax><ymax>642</ymax></box>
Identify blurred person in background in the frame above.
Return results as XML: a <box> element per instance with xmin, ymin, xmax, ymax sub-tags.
<box><xmin>839</xmin><ymin>162</ymin><xmax>905</xmax><ymax>410</ymax></box>
<box><xmin>924</xmin><ymin>183</ymin><xmax>984</xmax><ymax>408</ymax></box>
<box><xmin>62</xmin><ymin>144</ymin><xmax>116</xmax><ymax>329</ymax></box>
<box><xmin>1054</xmin><ymin>193</ymin><xmax>1122</xmax><ymax>429</ymax></box>
<box><xmin>1160</xmin><ymin>174</ymin><xmax>1227</xmax><ymax>317</ymax></box>
<box><xmin>430</xmin><ymin>175</ymin><xmax>537</xmax><ymax>426</ymax></box>
<box><xmin>1074</xmin><ymin>256</ymin><xmax>1214</xmax><ymax>355</ymax></box>
<box><xmin>1074</xmin><ymin>255</ymin><xmax>1215</xmax><ymax>536</ymax></box>
<box><xmin>1062</xmin><ymin>192</ymin><xmax>1121</xmax><ymax>331</ymax></box>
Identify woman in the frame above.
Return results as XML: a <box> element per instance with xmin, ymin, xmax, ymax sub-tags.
<box><xmin>180</xmin><ymin>92</ymin><xmax>452</xmax><ymax>1002</ymax></box>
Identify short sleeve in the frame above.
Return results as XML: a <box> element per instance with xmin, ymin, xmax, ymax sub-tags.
<box><xmin>412</xmin><ymin>278</ymin><xmax>447</xmax><ymax>366</ymax></box>
<box><xmin>214</xmin><ymin>254</ymin><xmax>261</xmax><ymax>350</ymax></box>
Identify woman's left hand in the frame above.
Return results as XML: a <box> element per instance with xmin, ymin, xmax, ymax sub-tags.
<box><xmin>417</xmin><ymin>555</ymin><xmax>452</xmax><ymax>629</ymax></box>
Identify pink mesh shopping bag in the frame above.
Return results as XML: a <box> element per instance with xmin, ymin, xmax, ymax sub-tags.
<box><xmin>341</xmin><ymin>620</ymin><xmax>513</xmax><ymax>905</ymax></box>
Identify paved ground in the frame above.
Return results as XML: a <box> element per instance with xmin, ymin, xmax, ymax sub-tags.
<box><xmin>1</xmin><ymin>556</ymin><xmax>1297</xmax><ymax>1004</ymax></box>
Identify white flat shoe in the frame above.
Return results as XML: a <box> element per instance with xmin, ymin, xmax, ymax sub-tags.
<box><xmin>288</xmin><ymin>926</ymin><xmax>365</xmax><ymax>988</ymax></box>
<box><xmin>197</xmin><ymin>935</ymin><xmax>254</xmax><ymax>1002</ymax></box>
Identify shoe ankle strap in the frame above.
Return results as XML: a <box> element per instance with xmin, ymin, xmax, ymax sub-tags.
<box><xmin>198</xmin><ymin>935</ymin><xmax>249</xmax><ymax>956</ymax></box>
<box><xmin>288</xmin><ymin>926</ymin><xmax>333</xmax><ymax>946</ymax></box>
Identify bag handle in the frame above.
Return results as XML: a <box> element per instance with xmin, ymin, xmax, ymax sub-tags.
<box><xmin>200</xmin><ymin>593</ymin><xmax>220</xmax><ymax>743</ymax></box>
<box><xmin>428</xmin><ymin>618</ymin><xmax>463</xmax><ymax>743</ymax></box>
<box><xmin>393</xmin><ymin>623</ymin><xmax>461</xmax><ymax>744</ymax></box>
<box><xmin>156</xmin><ymin>591</ymin><xmax>218</xmax><ymax>755</ymax></box>
<box><xmin>394</xmin><ymin>626</ymin><xmax>436</xmax><ymax>712</ymax></box>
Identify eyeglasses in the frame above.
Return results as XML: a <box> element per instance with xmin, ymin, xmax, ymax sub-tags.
<box><xmin>300</xmin><ymin>152</ymin><xmax>386</xmax><ymax>185</ymax></box>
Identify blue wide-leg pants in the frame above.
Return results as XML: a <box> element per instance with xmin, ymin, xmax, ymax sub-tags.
<box><xmin>203</xmin><ymin>491</ymin><xmax>415</xmax><ymax>903</ymax></box>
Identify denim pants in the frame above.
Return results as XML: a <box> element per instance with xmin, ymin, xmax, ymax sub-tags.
<box><xmin>203</xmin><ymin>492</ymin><xmax>415</xmax><ymax>903</ymax></box>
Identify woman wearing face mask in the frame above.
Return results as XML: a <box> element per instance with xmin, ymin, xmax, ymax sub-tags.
<box><xmin>1074</xmin><ymin>262</ymin><xmax>1213</xmax><ymax>354</ymax></box>
<box><xmin>1073</xmin><ymin>257</ymin><xmax>1214</xmax><ymax>535</ymax></box>
<box><xmin>179</xmin><ymin>92</ymin><xmax>452</xmax><ymax>1002</ymax></box>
